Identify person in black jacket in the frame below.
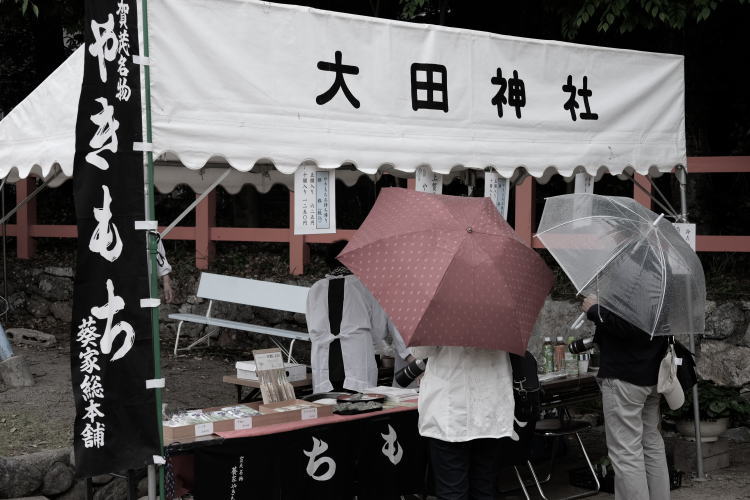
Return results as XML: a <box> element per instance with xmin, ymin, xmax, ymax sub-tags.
<box><xmin>582</xmin><ymin>295</ymin><xmax>670</xmax><ymax>500</ymax></box>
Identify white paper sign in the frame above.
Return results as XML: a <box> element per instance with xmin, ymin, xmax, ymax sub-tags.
<box><xmin>294</xmin><ymin>165</ymin><xmax>337</xmax><ymax>235</ymax></box>
<box><xmin>415</xmin><ymin>166</ymin><xmax>443</xmax><ymax>194</ymax></box>
<box><xmin>574</xmin><ymin>172</ymin><xmax>595</xmax><ymax>193</ymax></box>
<box><xmin>234</xmin><ymin>417</ymin><xmax>253</xmax><ymax>430</ymax></box>
<box><xmin>254</xmin><ymin>350</ymin><xmax>285</xmax><ymax>371</ymax></box>
<box><xmin>195</xmin><ymin>423</ymin><xmax>214</xmax><ymax>437</ymax></box>
<box><xmin>301</xmin><ymin>407</ymin><xmax>318</xmax><ymax>420</ymax></box>
<box><xmin>484</xmin><ymin>170</ymin><xmax>510</xmax><ymax>219</ymax></box>
<box><xmin>673</xmin><ymin>223</ymin><xmax>696</xmax><ymax>250</ymax></box>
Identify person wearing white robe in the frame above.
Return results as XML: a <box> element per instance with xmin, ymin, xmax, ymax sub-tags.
<box><xmin>306</xmin><ymin>241</ymin><xmax>412</xmax><ymax>394</ymax></box>
<box><xmin>410</xmin><ymin>345</ymin><xmax>515</xmax><ymax>500</ymax></box>
<box><xmin>306</xmin><ymin>272</ymin><xmax>412</xmax><ymax>393</ymax></box>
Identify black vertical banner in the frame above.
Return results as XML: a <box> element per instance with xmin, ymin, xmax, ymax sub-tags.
<box><xmin>71</xmin><ymin>0</ymin><xmax>159</xmax><ymax>477</ymax></box>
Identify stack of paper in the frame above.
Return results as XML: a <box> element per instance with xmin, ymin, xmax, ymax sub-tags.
<box><xmin>364</xmin><ymin>386</ymin><xmax>419</xmax><ymax>404</ymax></box>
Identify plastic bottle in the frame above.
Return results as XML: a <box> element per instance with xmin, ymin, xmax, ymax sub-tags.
<box><xmin>565</xmin><ymin>336</ymin><xmax>579</xmax><ymax>377</ymax></box>
<box><xmin>554</xmin><ymin>336</ymin><xmax>566</xmax><ymax>372</ymax></box>
<box><xmin>542</xmin><ymin>337</ymin><xmax>554</xmax><ymax>373</ymax></box>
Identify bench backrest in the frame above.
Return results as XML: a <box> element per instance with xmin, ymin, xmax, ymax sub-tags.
<box><xmin>196</xmin><ymin>273</ymin><xmax>309</xmax><ymax>314</ymax></box>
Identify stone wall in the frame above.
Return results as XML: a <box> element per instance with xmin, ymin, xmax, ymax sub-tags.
<box><xmin>5</xmin><ymin>265</ymin><xmax>74</xmax><ymax>331</ymax></box>
<box><xmin>5</xmin><ymin>261</ymin><xmax>750</xmax><ymax>389</ymax></box>
<box><xmin>528</xmin><ymin>298</ymin><xmax>750</xmax><ymax>390</ymax></box>
<box><xmin>0</xmin><ymin>447</ymin><xmax>150</xmax><ymax>500</ymax></box>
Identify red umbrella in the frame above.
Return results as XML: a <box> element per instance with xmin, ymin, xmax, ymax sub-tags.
<box><xmin>338</xmin><ymin>188</ymin><xmax>554</xmax><ymax>355</ymax></box>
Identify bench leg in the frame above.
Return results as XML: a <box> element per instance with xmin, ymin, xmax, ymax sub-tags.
<box><xmin>288</xmin><ymin>339</ymin><xmax>296</xmax><ymax>364</ymax></box>
<box><xmin>173</xmin><ymin>321</ymin><xmax>185</xmax><ymax>356</ymax></box>
<box><xmin>185</xmin><ymin>327</ymin><xmax>219</xmax><ymax>351</ymax></box>
<box><xmin>269</xmin><ymin>337</ymin><xmax>294</xmax><ymax>364</ymax></box>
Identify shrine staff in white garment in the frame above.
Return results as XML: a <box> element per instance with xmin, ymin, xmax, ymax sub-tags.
<box><xmin>306</xmin><ymin>240</ymin><xmax>413</xmax><ymax>393</ymax></box>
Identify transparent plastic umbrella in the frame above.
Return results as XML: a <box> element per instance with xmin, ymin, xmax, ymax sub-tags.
<box><xmin>536</xmin><ymin>194</ymin><xmax>705</xmax><ymax>336</ymax></box>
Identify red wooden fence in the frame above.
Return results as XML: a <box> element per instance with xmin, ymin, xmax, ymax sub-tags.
<box><xmin>4</xmin><ymin>156</ymin><xmax>749</xmax><ymax>275</ymax></box>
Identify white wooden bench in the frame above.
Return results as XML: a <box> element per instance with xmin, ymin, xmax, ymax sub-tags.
<box><xmin>169</xmin><ymin>272</ymin><xmax>310</xmax><ymax>361</ymax></box>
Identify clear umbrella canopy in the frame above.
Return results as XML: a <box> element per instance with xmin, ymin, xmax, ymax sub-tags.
<box><xmin>536</xmin><ymin>194</ymin><xmax>705</xmax><ymax>336</ymax></box>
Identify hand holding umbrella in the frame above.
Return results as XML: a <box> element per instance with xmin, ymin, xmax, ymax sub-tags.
<box><xmin>536</xmin><ymin>193</ymin><xmax>705</xmax><ymax>336</ymax></box>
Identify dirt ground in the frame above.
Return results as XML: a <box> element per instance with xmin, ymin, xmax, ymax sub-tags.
<box><xmin>0</xmin><ymin>332</ymin><xmax>238</xmax><ymax>457</ymax></box>
<box><xmin>3</xmin><ymin>329</ymin><xmax>750</xmax><ymax>499</ymax></box>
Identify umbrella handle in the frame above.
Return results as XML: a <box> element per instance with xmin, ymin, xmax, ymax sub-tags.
<box><xmin>571</xmin><ymin>312</ymin><xmax>586</xmax><ymax>330</ymax></box>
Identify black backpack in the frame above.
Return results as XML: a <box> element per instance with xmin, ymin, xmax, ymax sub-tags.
<box><xmin>498</xmin><ymin>351</ymin><xmax>541</xmax><ymax>466</ymax></box>
<box><xmin>508</xmin><ymin>351</ymin><xmax>541</xmax><ymax>423</ymax></box>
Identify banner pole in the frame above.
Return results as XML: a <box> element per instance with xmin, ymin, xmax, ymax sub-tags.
<box><xmin>677</xmin><ymin>165</ymin><xmax>705</xmax><ymax>480</ymax></box>
<box><xmin>139</xmin><ymin>0</ymin><xmax>165</xmax><ymax>498</ymax></box>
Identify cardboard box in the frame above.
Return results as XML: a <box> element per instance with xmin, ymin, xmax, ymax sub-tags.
<box><xmin>163</xmin><ymin>403</ymin><xmax>258</xmax><ymax>442</ymax></box>
<box><xmin>163</xmin><ymin>400</ymin><xmax>333</xmax><ymax>442</ymax></box>
<box><xmin>235</xmin><ymin>360</ymin><xmax>307</xmax><ymax>382</ymax></box>
<box><xmin>259</xmin><ymin>399</ymin><xmax>334</xmax><ymax>422</ymax></box>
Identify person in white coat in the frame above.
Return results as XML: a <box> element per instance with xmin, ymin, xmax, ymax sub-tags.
<box><xmin>410</xmin><ymin>345</ymin><xmax>515</xmax><ymax>500</ymax></box>
<box><xmin>306</xmin><ymin>241</ymin><xmax>413</xmax><ymax>393</ymax></box>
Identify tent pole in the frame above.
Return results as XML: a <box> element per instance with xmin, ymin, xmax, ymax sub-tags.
<box><xmin>627</xmin><ymin>173</ymin><xmax>679</xmax><ymax>219</ymax></box>
<box><xmin>0</xmin><ymin>170</ymin><xmax>61</xmax><ymax>226</ymax></box>
<box><xmin>160</xmin><ymin>167</ymin><xmax>231</xmax><ymax>238</ymax></box>
<box><xmin>1</xmin><ymin>178</ymin><xmax>7</xmax><ymax>322</ymax></box>
<box><xmin>677</xmin><ymin>165</ymin><xmax>706</xmax><ymax>480</ymax></box>
<box><xmin>139</xmin><ymin>0</ymin><xmax>165</xmax><ymax>498</ymax></box>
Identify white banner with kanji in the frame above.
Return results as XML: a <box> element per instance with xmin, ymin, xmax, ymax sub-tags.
<box><xmin>147</xmin><ymin>0</ymin><xmax>685</xmax><ymax>180</ymax></box>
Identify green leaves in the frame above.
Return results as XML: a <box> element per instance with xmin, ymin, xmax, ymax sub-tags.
<box><xmin>664</xmin><ymin>379</ymin><xmax>750</xmax><ymax>424</ymax></box>
<box><xmin>553</xmin><ymin>0</ymin><xmax>742</xmax><ymax>40</ymax></box>
<box><xmin>399</xmin><ymin>0</ymin><xmax>430</xmax><ymax>20</ymax></box>
<box><xmin>0</xmin><ymin>0</ymin><xmax>40</xmax><ymax>17</ymax></box>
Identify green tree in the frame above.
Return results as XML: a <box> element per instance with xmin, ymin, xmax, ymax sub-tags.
<box><xmin>0</xmin><ymin>0</ymin><xmax>82</xmax><ymax>113</ymax></box>
<box><xmin>1</xmin><ymin>0</ymin><xmax>39</xmax><ymax>17</ymax></box>
<box><xmin>547</xmin><ymin>0</ymin><xmax>748</xmax><ymax>40</ymax></box>
<box><xmin>399</xmin><ymin>0</ymin><xmax>747</xmax><ymax>39</ymax></box>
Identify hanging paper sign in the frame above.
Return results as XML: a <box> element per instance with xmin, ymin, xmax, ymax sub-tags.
<box><xmin>673</xmin><ymin>223</ymin><xmax>696</xmax><ymax>251</ymax></box>
<box><xmin>574</xmin><ymin>172</ymin><xmax>595</xmax><ymax>193</ymax></box>
<box><xmin>415</xmin><ymin>166</ymin><xmax>442</xmax><ymax>194</ymax></box>
<box><xmin>70</xmin><ymin>0</ymin><xmax>159</xmax><ymax>477</ymax></box>
<box><xmin>294</xmin><ymin>165</ymin><xmax>337</xmax><ymax>235</ymax></box>
<box><xmin>484</xmin><ymin>170</ymin><xmax>510</xmax><ymax>218</ymax></box>
<box><xmin>573</xmin><ymin>172</ymin><xmax>595</xmax><ymax>219</ymax></box>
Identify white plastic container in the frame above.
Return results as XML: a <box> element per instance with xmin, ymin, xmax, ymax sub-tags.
<box><xmin>235</xmin><ymin>360</ymin><xmax>307</xmax><ymax>382</ymax></box>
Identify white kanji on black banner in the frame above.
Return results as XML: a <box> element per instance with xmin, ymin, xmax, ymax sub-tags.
<box><xmin>71</xmin><ymin>0</ymin><xmax>159</xmax><ymax>478</ymax></box>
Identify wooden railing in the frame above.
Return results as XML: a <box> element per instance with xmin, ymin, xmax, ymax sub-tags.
<box><xmin>4</xmin><ymin>156</ymin><xmax>749</xmax><ymax>275</ymax></box>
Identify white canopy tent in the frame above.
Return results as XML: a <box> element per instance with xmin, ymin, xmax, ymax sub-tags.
<box><xmin>0</xmin><ymin>0</ymin><xmax>703</xmax><ymax>482</ymax></box>
<box><xmin>1</xmin><ymin>0</ymin><xmax>685</xmax><ymax>190</ymax></box>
